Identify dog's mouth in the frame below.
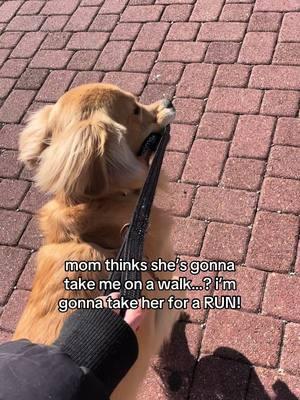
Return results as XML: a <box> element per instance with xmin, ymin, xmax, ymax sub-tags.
<box><xmin>137</xmin><ymin>99</ymin><xmax>175</xmax><ymax>164</ymax></box>
<box><xmin>137</xmin><ymin>132</ymin><xmax>162</xmax><ymax>157</ymax></box>
<box><xmin>137</xmin><ymin>132</ymin><xmax>162</xmax><ymax>165</ymax></box>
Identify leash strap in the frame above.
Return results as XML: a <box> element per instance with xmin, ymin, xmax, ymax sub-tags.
<box><xmin>104</xmin><ymin>125</ymin><xmax>171</xmax><ymax>317</ymax></box>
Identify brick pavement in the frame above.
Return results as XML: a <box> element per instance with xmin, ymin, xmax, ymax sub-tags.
<box><xmin>0</xmin><ymin>1</ymin><xmax>300</xmax><ymax>399</ymax></box>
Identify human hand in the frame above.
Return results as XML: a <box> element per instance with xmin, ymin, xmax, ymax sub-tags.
<box><xmin>99</xmin><ymin>293</ymin><xmax>147</xmax><ymax>332</ymax></box>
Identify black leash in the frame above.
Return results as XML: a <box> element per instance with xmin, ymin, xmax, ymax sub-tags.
<box><xmin>104</xmin><ymin>125</ymin><xmax>171</xmax><ymax>318</ymax></box>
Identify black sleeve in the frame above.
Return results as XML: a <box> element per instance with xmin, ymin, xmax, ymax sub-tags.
<box><xmin>0</xmin><ymin>339</ymin><xmax>109</xmax><ymax>400</ymax></box>
<box><xmin>0</xmin><ymin>309</ymin><xmax>139</xmax><ymax>400</ymax></box>
<box><xmin>54</xmin><ymin>307</ymin><xmax>139</xmax><ymax>395</ymax></box>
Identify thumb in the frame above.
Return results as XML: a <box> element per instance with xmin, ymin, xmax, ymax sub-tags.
<box><xmin>124</xmin><ymin>300</ymin><xmax>147</xmax><ymax>332</ymax></box>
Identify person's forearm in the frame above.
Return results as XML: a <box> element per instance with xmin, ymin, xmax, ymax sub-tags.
<box><xmin>54</xmin><ymin>307</ymin><xmax>139</xmax><ymax>395</ymax></box>
<box><xmin>0</xmin><ymin>306</ymin><xmax>139</xmax><ymax>400</ymax></box>
<box><xmin>0</xmin><ymin>339</ymin><xmax>102</xmax><ymax>400</ymax></box>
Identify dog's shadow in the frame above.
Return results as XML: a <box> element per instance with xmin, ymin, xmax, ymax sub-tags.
<box><xmin>153</xmin><ymin>318</ymin><xmax>298</xmax><ymax>400</ymax></box>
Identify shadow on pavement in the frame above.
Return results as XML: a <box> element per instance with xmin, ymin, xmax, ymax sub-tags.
<box><xmin>154</xmin><ymin>321</ymin><xmax>298</xmax><ymax>400</ymax></box>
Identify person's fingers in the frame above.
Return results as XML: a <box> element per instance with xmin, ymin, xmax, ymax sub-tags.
<box><xmin>124</xmin><ymin>301</ymin><xmax>147</xmax><ymax>332</ymax></box>
<box><xmin>107</xmin><ymin>292</ymin><xmax>120</xmax><ymax>300</ymax></box>
<box><xmin>95</xmin><ymin>294</ymin><xmax>147</xmax><ymax>331</ymax></box>
<box><xmin>96</xmin><ymin>292</ymin><xmax>120</xmax><ymax>313</ymax></box>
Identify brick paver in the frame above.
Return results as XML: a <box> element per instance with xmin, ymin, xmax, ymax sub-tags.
<box><xmin>182</xmin><ymin>139</ymin><xmax>228</xmax><ymax>184</ymax></box>
<box><xmin>0</xmin><ymin>1</ymin><xmax>299</xmax><ymax>399</ymax></box>
<box><xmin>221</xmin><ymin>157</ymin><xmax>265</xmax><ymax>190</ymax></box>
<box><xmin>202</xmin><ymin>309</ymin><xmax>283</xmax><ymax>367</ymax></box>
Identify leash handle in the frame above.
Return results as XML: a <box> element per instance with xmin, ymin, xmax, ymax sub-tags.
<box><xmin>104</xmin><ymin>126</ymin><xmax>171</xmax><ymax>318</ymax></box>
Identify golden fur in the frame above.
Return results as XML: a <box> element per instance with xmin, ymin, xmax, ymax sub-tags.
<box><xmin>14</xmin><ymin>83</ymin><xmax>184</xmax><ymax>399</ymax></box>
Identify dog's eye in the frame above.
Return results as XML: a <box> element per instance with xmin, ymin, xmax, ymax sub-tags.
<box><xmin>133</xmin><ymin>105</ymin><xmax>140</xmax><ymax>115</ymax></box>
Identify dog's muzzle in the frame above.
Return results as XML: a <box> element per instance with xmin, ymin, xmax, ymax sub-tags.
<box><xmin>138</xmin><ymin>99</ymin><xmax>175</xmax><ymax>158</ymax></box>
<box><xmin>163</xmin><ymin>99</ymin><xmax>174</xmax><ymax>109</ymax></box>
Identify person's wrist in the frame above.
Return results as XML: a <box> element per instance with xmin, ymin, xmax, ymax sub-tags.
<box><xmin>54</xmin><ymin>307</ymin><xmax>138</xmax><ymax>395</ymax></box>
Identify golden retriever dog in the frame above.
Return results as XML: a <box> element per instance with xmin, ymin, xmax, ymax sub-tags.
<box><xmin>13</xmin><ymin>83</ymin><xmax>184</xmax><ymax>399</ymax></box>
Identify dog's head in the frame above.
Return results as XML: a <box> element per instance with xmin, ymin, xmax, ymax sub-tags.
<box><xmin>19</xmin><ymin>83</ymin><xmax>175</xmax><ymax>202</ymax></box>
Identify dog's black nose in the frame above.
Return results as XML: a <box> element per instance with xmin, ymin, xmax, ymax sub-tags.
<box><xmin>164</xmin><ymin>99</ymin><xmax>174</xmax><ymax>109</ymax></box>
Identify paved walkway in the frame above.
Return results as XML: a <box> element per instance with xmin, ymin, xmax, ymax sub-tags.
<box><xmin>0</xmin><ymin>0</ymin><xmax>300</xmax><ymax>399</ymax></box>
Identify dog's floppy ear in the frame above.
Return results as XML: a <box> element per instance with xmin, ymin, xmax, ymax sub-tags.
<box><xmin>19</xmin><ymin>105</ymin><xmax>54</xmax><ymax>169</ymax></box>
<box><xmin>104</xmin><ymin>117</ymin><xmax>147</xmax><ymax>192</ymax></box>
<box><xmin>35</xmin><ymin>112</ymin><xmax>146</xmax><ymax>201</ymax></box>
